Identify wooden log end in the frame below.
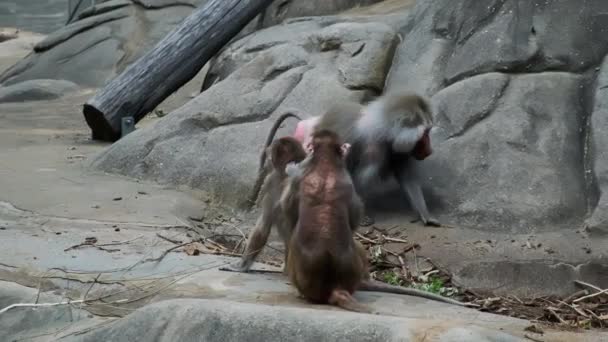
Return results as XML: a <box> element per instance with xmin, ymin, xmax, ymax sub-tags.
<box><xmin>83</xmin><ymin>103</ymin><xmax>121</xmax><ymax>142</ymax></box>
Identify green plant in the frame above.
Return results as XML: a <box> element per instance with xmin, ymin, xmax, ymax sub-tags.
<box><xmin>382</xmin><ymin>271</ymin><xmax>402</xmax><ymax>286</ymax></box>
<box><xmin>580</xmin><ymin>320</ymin><xmax>592</xmax><ymax>330</ymax></box>
<box><xmin>410</xmin><ymin>276</ymin><xmax>450</xmax><ymax>295</ymax></box>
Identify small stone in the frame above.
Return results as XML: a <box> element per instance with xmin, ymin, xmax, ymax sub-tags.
<box><xmin>114</xmin><ymin>227</ymin><xmax>120</xmax><ymax>232</ymax></box>
<box><xmin>113</xmin><ymin>197</ymin><xmax>123</xmax><ymax>201</ymax></box>
<box><xmin>524</xmin><ymin>324</ymin><xmax>544</xmax><ymax>334</ymax></box>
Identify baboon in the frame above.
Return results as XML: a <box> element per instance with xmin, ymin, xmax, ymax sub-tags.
<box><xmin>281</xmin><ymin>130</ymin><xmax>467</xmax><ymax>313</ymax></box>
<box><xmin>292</xmin><ymin>91</ymin><xmax>439</xmax><ymax>227</ymax></box>
<box><xmin>221</xmin><ymin>136</ymin><xmax>306</xmax><ymax>273</ymax></box>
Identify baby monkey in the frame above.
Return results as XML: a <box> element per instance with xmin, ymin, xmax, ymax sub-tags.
<box><xmin>221</xmin><ymin>135</ymin><xmax>306</xmax><ymax>273</ymax></box>
<box><xmin>281</xmin><ymin>130</ymin><xmax>468</xmax><ymax>313</ymax></box>
<box><xmin>221</xmin><ymin>112</ymin><xmax>305</xmax><ymax>273</ymax></box>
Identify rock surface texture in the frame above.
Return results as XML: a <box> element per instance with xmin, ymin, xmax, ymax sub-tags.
<box><xmin>92</xmin><ymin>18</ymin><xmax>399</xmax><ymax>206</ymax></box>
<box><xmin>238</xmin><ymin>0</ymin><xmax>385</xmax><ymax>36</ymax></box>
<box><xmin>0</xmin><ymin>0</ymin><xmax>210</xmax><ymax>88</ymax></box>
<box><xmin>386</xmin><ymin>0</ymin><xmax>608</xmax><ymax>233</ymax></box>
<box><xmin>86</xmin><ymin>0</ymin><xmax>608</xmax><ymax>235</ymax></box>
<box><xmin>0</xmin><ymin>78</ymin><xmax>79</xmax><ymax>103</ymax></box>
<box><xmin>0</xmin><ymin>0</ymin><xmax>68</xmax><ymax>34</ymax></box>
<box><xmin>58</xmin><ymin>299</ymin><xmax>524</xmax><ymax>342</ymax></box>
<box><xmin>1</xmin><ymin>88</ymin><xmax>606</xmax><ymax>342</ymax></box>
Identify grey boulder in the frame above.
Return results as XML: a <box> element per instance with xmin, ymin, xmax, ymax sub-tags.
<box><xmin>60</xmin><ymin>299</ymin><xmax>523</xmax><ymax>342</ymax></box>
<box><xmin>428</xmin><ymin>72</ymin><xmax>587</xmax><ymax>231</ymax></box>
<box><xmin>92</xmin><ymin>0</ymin><xmax>608</xmax><ymax>232</ymax></box>
<box><xmin>0</xmin><ymin>79</ymin><xmax>79</xmax><ymax>102</ymax></box>
<box><xmin>91</xmin><ymin>19</ymin><xmax>398</xmax><ymax>207</ymax></box>
<box><xmin>382</xmin><ymin>0</ymin><xmax>608</xmax><ymax>231</ymax></box>
<box><xmin>0</xmin><ymin>1</ymin><xmax>208</xmax><ymax>88</ymax></box>
<box><xmin>587</xmin><ymin>55</ymin><xmax>608</xmax><ymax>236</ymax></box>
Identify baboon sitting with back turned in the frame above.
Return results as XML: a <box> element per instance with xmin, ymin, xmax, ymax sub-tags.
<box><xmin>281</xmin><ymin>130</ymin><xmax>469</xmax><ymax>312</ymax></box>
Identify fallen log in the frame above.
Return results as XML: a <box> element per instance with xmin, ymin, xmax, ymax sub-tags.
<box><xmin>83</xmin><ymin>0</ymin><xmax>274</xmax><ymax>141</ymax></box>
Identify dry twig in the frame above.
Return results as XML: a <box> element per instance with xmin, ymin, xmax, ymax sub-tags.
<box><xmin>574</xmin><ymin>280</ymin><xmax>603</xmax><ymax>292</ymax></box>
<box><xmin>546</xmin><ymin>307</ymin><xmax>567</xmax><ymax>324</ymax></box>
<box><xmin>0</xmin><ymin>300</ymin><xmax>85</xmax><ymax>315</ymax></box>
<box><xmin>573</xmin><ymin>288</ymin><xmax>608</xmax><ymax>303</ymax></box>
<box><xmin>382</xmin><ymin>235</ymin><xmax>408</xmax><ymax>244</ymax></box>
<box><xmin>355</xmin><ymin>233</ymin><xmax>377</xmax><ymax>244</ymax></box>
<box><xmin>557</xmin><ymin>300</ymin><xmax>589</xmax><ymax>318</ymax></box>
<box><xmin>397</xmin><ymin>255</ymin><xmax>408</xmax><ymax>278</ymax></box>
<box><xmin>561</xmin><ymin>289</ymin><xmax>588</xmax><ymax>304</ymax></box>
<box><xmin>156</xmin><ymin>233</ymin><xmax>182</xmax><ymax>244</ymax></box>
<box><xmin>145</xmin><ymin>242</ymin><xmax>192</xmax><ymax>263</ymax></box>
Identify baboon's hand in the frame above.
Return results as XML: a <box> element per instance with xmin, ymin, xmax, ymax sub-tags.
<box><xmin>219</xmin><ymin>261</ymin><xmax>248</xmax><ymax>273</ymax></box>
<box><xmin>423</xmin><ymin>217</ymin><xmax>441</xmax><ymax>227</ymax></box>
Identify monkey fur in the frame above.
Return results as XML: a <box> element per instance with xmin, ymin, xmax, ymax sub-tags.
<box><xmin>292</xmin><ymin>92</ymin><xmax>439</xmax><ymax>227</ymax></box>
<box><xmin>222</xmin><ymin>132</ymin><xmax>469</xmax><ymax>308</ymax></box>
<box><xmin>281</xmin><ymin>129</ymin><xmax>369</xmax><ymax>312</ymax></box>
<box><xmin>280</xmin><ymin>130</ymin><xmax>469</xmax><ymax>312</ymax></box>
<box><xmin>247</xmin><ymin>112</ymin><xmax>302</xmax><ymax>208</ymax></box>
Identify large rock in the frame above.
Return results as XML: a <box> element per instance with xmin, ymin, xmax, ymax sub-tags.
<box><xmin>376</xmin><ymin>0</ymin><xmax>608</xmax><ymax>231</ymax></box>
<box><xmin>91</xmin><ymin>19</ymin><xmax>399</xmax><ymax>207</ymax></box>
<box><xmin>60</xmin><ymin>299</ymin><xmax>522</xmax><ymax>342</ymax></box>
<box><xmin>0</xmin><ymin>27</ymin><xmax>18</xmax><ymax>43</ymax></box>
<box><xmin>387</xmin><ymin>0</ymin><xmax>608</xmax><ymax>94</ymax></box>
<box><xmin>1</xmin><ymin>0</ymin><xmax>396</xmax><ymax>91</ymax></box>
<box><xmin>94</xmin><ymin>0</ymin><xmax>608</xmax><ymax>232</ymax></box>
<box><xmin>0</xmin><ymin>79</ymin><xmax>79</xmax><ymax>103</ymax></box>
<box><xmin>0</xmin><ymin>0</ymin><xmax>68</xmax><ymax>34</ymax></box>
<box><xmin>586</xmin><ymin>56</ymin><xmax>608</xmax><ymax>236</ymax></box>
<box><xmin>236</xmin><ymin>0</ymin><xmax>385</xmax><ymax>38</ymax></box>
<box><xmin>257</xmin><ymin>0</ymin><xmax>384</xmax><ymax>28</ymax></box>
<box><xmin>428</xmin><ymin>72</ymin><xmax>587</xmax><ymax>230</ymax></box>
<box><xmin>0</xmin><ymin>0</ymin><xmax>209</xmax><ymax>88</ymax></box>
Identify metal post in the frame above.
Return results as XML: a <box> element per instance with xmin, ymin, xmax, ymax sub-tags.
<box><xmin>121</xmin><ymin>116</ymin><xmax>135</xmax><ymax>138</ymax></box>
